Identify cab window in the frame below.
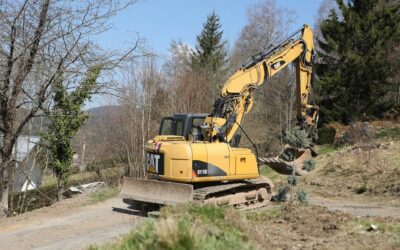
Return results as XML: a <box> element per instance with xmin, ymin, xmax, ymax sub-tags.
<box><xmin>159</xmin><ymin>118</ymin><xmax>185</xmax><ymax>136</ymax></box>
<box><xmin>160</xmin><ymin>118</ymin><xmax>173</xmax><ymax>135</ymax></box>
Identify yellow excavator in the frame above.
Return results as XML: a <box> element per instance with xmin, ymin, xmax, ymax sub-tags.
<box><xmin>122</xmin><ymin>25</ymin><xmax>319</xmax><ymax>211</ymax></box>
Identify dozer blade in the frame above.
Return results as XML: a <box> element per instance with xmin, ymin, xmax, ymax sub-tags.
<box><xmin>259</xmin><ymin>147</ymin><xmax>312</xmax><ymax>176</ymax></box>
<box><xmin>121</xmin><ymin>177</ymin><xmax>194</xmax><ymax>205</ymax></box>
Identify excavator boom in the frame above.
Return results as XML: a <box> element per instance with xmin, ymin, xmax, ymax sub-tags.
<box><xmin>203</xmin><ymin>25</ymin><xmax>318</xmax><ymax>144</ymax></box>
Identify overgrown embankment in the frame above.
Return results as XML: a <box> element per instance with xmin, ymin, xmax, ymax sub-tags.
<box><xmin>9</xmin><ymin>166</ymin><xmax>124</xmax><ymax>214</ymax></box>
<box><xmin>299</xmin><ymin>122</ymin><xmax>400</xmax><ymax>205</ymax></box>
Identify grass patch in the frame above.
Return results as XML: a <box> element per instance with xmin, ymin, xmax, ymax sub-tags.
<box><xmin>350</xmin><ymin>218</ymin><xmax>400</xmax><ymax>234</ymax></box>
<box><xmin>90</xmin><ymin>203</ymin><xmax>254</xmax><ymax>250</ymax></box>
<box><xmin>42</xmin><ymin>171</ymin><xmax>99</xmax><ymax>187</ymax></box>
<box><xmin>259</xmin><ymin>165</ymin><xmax>281</xmax><ymax>181</ymax></box>
<box><xmin>85</xmin><ymin>187</ymin><xmax>120</xmax><ymax>205</ymax></box>
<box><xmin>317</xmin><ymin>145</ymin><xmax>338</xmax><ymax>155</ymax></box>
<box><xmin>374</xmin><ymin>127</ymin><xmax>400</xmax><ymax>140</ymax></box>
<box><xmin>246</xmin><ymin>207</ymin><xmax>282</xmax><ymax>221</ymax></box>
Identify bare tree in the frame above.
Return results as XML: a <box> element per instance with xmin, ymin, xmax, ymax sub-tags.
<box><xmin>75</xmin><ymin>55</ymin><xmax>167</xmax><ymax>178</ymax></box>
<box><xmin>228</xmin><ymin>0</ymin><xmax>298</xmax><ymax>155</ymax></box>
<box><xmin>164</xmin><ymin>40</ymin><xmax>216</xmax><ymax>114</ymax></box>
<box><xmin>0</xmin><ymin>0</ymin><xmax>139</xmax><ymax>217</ymax></box>
<box><xmin>230</xmin><ymin>0</ymin><xmax>296</xmax><ymax>69</ymax></box>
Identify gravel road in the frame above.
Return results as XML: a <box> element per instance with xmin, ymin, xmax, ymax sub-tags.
<box><xmin>0</xmin><ymin>196</ymin><xmax>140</xmax><ymax>250</ymax></box>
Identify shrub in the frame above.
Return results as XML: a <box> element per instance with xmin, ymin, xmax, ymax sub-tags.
<box><xmin>303</xmin><ymin>159</ymin><xmax>316</xmax><ymax>172</ymax></box>
<box><xmin>317</xmin><ymin>126</ymin><xmax>336</xmax><ymax>145</ymax></box>
<box><xmin>287</xmin><ymin>175</ymin><xmax>298</xmax><ymax>186</ymax></box>
<box><xmin>283</xmin><ymin>128</ymin><xmax>311</xmax><ymax>149</ymax></box>
<box><xmin>92</xmin><ymin>203</ymin><xmax>253</xmax><ymax>250</ymax></box>
<box><xmin>296</xmin><ymin>190</ymin><xmax>309</xmax><ymax>205</ymax></box>
<box><xmin>272</xmin><ymin>186</ymin><xmax>290</xmax><ymax>202</ymax></box>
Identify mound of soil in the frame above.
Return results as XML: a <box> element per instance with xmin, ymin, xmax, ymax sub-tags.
<box><xmin>248</xmin><ymin>204</ymin><xmax>400</xmax><ymax>249</ymax></box>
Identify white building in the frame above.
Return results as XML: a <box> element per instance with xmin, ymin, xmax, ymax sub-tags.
<box><xmin>13</xmin><ymin>136</ymin><xmax>45</xmax><ymax>192</ymax></box>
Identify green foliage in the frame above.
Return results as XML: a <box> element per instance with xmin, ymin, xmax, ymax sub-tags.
<box><xmin>318</xmin><ymin>126</ymin><xmax>336</xmax><ymax>145</ymax></box>
<box><xmin>374</xmin><ymin>127</ymin><xmax>400</xmax><ymax>140</ymax></box>
<box><xmin>317</xmin><ymin>145</ymin><xmax>339</xmax><ymax>155</ymax></box>
<box><xmin>191</xmin><ymin>11</ymin><xmax>227</xmax><ymax>72</ymax></box>
<box><xmin>42</xmin><ymin>66</ymin><xmax>101</xmax><ymax>189</ymax></box>
<box><xmin>283</xmin><ymin>128</ymin><xmax>311</xmax><ymax>149</ymax></box>
<box><xmin>296</xmin><ymin>190</ymin><xmax>309</xmax><ymax>205</ymax></box>
<box><xmin>279</xmin><ymin>148</ymin><xmax>295</xmax><ymax>161</ymax></box>
<box><xmin>317</xmin><ymin>0</ymin><xmax>400</xmax><ymax>123</ymax></box>
<box><xmin>287</xmin><ymin>175</ymin><xmax>298</xmax><ymax>186</ymax></box>
<box><xmin>273</xmin><ymin>186</ymin><xmax>290</xmax><ymax>202</ymax></box>
<box><xmin>303</xmin><ymin>159</ymin><xmax>316</xmax><ymax>172</ymax></box>
<box><xmin>92</xmin><ymin>203</ymin><xmax>253</xmax><ymax>250</ymax></box>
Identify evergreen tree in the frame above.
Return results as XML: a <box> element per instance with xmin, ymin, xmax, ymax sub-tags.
<box><xmin>42</xmin><ymin>66</ymin><xmax>101</xmax><ymax>200</ymax></box>
<box><xmin>191</xmin><ymin>11</ymin><xmax>227</xmax><ymax>72</ymax></box>
<box><xmin>190</xmin><ymin>11</ymin><xmax>228</xmax><ymax>103</ymax></box>
<box><xmin>317</xmin><ymin>0</ymin><xmax>400</xmax><ymax>123</ymax></box>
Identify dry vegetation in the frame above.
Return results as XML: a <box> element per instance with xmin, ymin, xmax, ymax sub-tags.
<box><xmin>298</xmin><ymin>122</ymin><xmax>400</xmax><ymax>206</ymax></box>
<box><xmin>90</xmin><ymin>203</ymin><xmax>400</xmax><ymax>250</ymax></box>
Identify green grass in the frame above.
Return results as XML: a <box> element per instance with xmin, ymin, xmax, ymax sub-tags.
<box><xmin>41</xmin><ymin>171</ymin><xmax>99</xmax><ymax>187</ymax></box>
<box><xmin>90</xmin><ymin>203</ymin><xmax>254</xmax><ymax>250</ymax></box>
<box><xmin>374</xmin><ymin>127</ymin><xmax>400</xmax><ymax>140</ymax></box>
<box><xmin>317</xmin><ymin>145</ymin><xmax>339</xmax><ymax>155</ymax></box>
<box><xmin>246</xmin><ymin>207</ymin><xmax>282</xmax><ymax>221</ymax></box>
<box><xmin>259</xmin><ymin>165</ymin><xmax>281</xmax><ymax>181</ymax></box>
<box><xmin>350</xmin><ymin>218</ymin><xmax>400</xmax><ymax>234</ymax></box>
<box><xmin>86</xmin><ymin>187</ymin><xmax>120</xmax><ymax>205</ymax></box>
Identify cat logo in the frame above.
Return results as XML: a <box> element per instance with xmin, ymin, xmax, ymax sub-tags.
<box><xmin>146</xmin><ymin>152</ymin><xmax>164</xmax><ymax>174</ymax></box>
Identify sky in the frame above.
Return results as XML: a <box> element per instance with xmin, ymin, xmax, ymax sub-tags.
<box><xmin>90</xmin><ymin>0</ymin><xmax>324</xmax><ymax>108</ymax></box>
<box><xmin>98</xmin><ymin>0</ymin><xmax>324</xmax><ymax>57</ymax></box>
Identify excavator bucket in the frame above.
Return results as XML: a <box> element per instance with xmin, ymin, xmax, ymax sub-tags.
<box><xmin>121</xmin><ymin>177</ymin><xmax>194</xmax><ymax>205</ymax></box>
<box><xmin>259</xmin><ymin>147</ymin><xmax>314</xmax><ymax>176</ymax></box>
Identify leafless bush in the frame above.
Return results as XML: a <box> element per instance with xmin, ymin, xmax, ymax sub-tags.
<box><xmin>349</xmin><ymin>122</ymin><xmax>386</xmax><ymax>173</ymax></box>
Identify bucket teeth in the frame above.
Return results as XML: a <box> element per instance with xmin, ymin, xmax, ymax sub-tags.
<box><xmin>259</xmin><ymin>147</ymin><xmax>313</xmax><ymax>176</ymax></box>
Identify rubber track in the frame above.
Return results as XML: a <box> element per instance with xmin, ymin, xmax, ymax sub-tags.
<box><xmin>193</xmin><ymin>177</ymin><xmax>272</xmax><ymax>211</ymax></box>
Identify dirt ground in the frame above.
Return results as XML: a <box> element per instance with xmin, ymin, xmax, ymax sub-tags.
<box><xmin>0</xmin><ymin>196</ymin><xmax>141</xmax><ymax>250</ymax></box>
<box><xmin>249</xmin><ymin>204</ymin><xmax>400</xmax><ymax>250</ymax></box>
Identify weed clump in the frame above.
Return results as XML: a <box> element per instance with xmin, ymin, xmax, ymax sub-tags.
<box><xmin>101</xmin><ymin>203</ymin><xmax>253</xmax><ymax>250</ymax></box>
<box><xmin>296</xmin><ymin>190</ymin><xmax>309</xmax><ymax>205</ymax></box>
<box><xmin>303</xmin><ymin>159</ymin><xmax>316</xmax><ymax>172</ymax></box>
<box><xmin>273</xmin><ymin>186</ymin><xmax>290</xmax><ymax>202</ymax></box>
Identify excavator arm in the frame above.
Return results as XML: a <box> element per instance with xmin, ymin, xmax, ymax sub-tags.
<box><xmin>203</xmin><ymin>25</ymin><xmax>319</xmax><ymax>144</ymax></box>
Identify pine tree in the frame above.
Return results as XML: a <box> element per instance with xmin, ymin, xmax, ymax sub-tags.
<box><xmin>191</xmin><ymin>11</ymin><xmax>227</xmax><ymax>72</ymax></box>
<box><xmin>317</xmin><ymin>0</ymin><xmax>400</xmax><ymax>123</ymax></box>
<box><xmin>190</xmin><ymin>11</ymin><xmax>228</xmax><ymax>104</ymax></box>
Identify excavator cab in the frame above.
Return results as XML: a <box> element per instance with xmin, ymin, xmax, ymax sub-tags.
<box><xmin>159</xmin><ymin>113</ymin><xmax>207</xmax><ymax>141</ymax></box>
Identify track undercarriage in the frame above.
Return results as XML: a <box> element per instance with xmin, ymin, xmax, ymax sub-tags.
<box><xmin>122</xmin><ymin>176</ymin><xmax>273</xmax><ymax>213</ymax></box>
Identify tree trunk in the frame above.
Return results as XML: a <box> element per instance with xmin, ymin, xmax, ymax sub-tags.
<box><xmin>0</xmin><ymin>157</ymin><xmax>13</xmax><ymax>217</ymax></box>
<box><xmin>56</xmin><ymin>177</ymin><xmax>64</xmax><ymax>201</ymax></box>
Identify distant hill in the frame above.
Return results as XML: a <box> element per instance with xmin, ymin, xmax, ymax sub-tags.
<box><xmin>85</xmin><ymin>105</ymin><xmax>120</xmax><ymax>126</ymax></box>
